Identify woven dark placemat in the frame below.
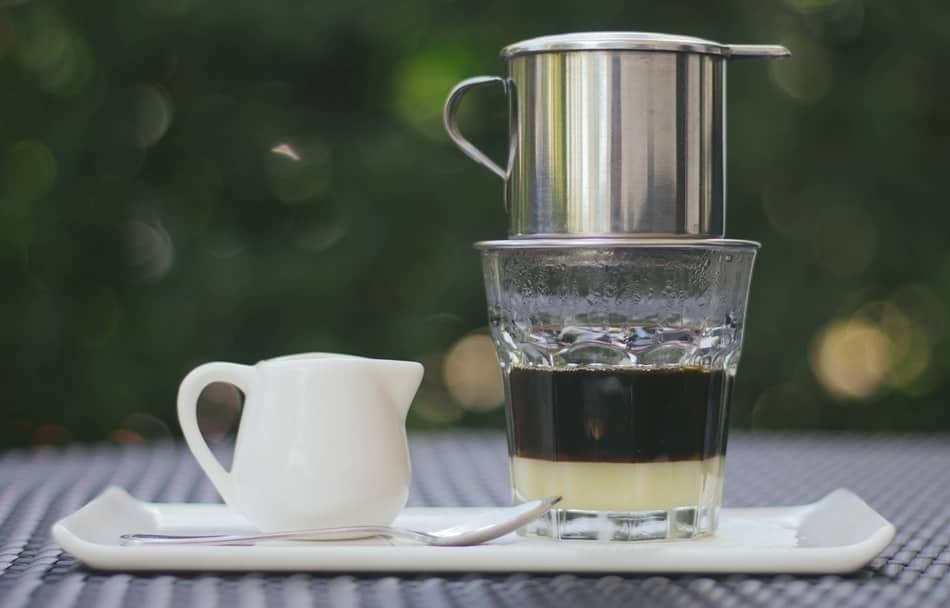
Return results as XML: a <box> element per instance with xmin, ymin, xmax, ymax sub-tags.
<box><xmin>1</xmin><ymin>432</ymin><xmax>949</xmax><ymax>607</ymax></box>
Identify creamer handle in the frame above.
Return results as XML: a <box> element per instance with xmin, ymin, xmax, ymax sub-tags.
<box><xmin>177</xmin><ymin>362</ymin><xmax>254</xmax><ymax>504</ymax></box>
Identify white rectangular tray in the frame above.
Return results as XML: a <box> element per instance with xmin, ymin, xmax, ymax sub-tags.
<box><xmin>53</xmin><ymin>487</ymin><xmax>895</xmax><ymax>574</ymax></box>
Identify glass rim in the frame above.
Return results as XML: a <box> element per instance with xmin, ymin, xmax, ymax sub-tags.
<box><xmin>474</xmin><ymin>237</ymin><xmax>761</xmax><ymax>250</ymax></box>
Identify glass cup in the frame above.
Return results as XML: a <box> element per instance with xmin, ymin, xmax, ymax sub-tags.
<box><xmin>478</xmin><ymin>240</ymin><xmax>758</xmax><ymax>541</ymax></box>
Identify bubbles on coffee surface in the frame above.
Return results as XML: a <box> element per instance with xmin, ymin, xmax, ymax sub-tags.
<box><xmin>492</xmin><ymin>320</ymin><xmax>742</xmax><ymax>370</ymax></box>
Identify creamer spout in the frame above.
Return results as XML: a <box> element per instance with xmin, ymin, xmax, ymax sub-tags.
<box><xmin>377</xmin><ymin>360</ymin><xmax>424</xmax><ymax>419</ymax></box>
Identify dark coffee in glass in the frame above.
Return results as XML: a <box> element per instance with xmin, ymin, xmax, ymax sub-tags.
<box><xmin>507</xmin><ymin>366</ymin><xmax>732</xmax><ymax>464</ymax></box>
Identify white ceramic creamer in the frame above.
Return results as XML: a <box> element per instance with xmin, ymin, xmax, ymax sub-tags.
<box><xmin>177</xmin><ymin>353</ymin><xmax>423</xmax><ymax>532</ymax></box>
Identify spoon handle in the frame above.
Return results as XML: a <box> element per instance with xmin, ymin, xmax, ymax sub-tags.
<box><xmin>121</xmin><ymin>497</ymin><xmax>561</xmax><ymax>547</ymax></box>
<box><xmin>121</xmin><ymin>525</ymin><xmax>437</xmax><ymax>546</ymax></box>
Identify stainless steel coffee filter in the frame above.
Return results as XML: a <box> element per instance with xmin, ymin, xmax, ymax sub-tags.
<box><xmin>445</xmin><ymin>32</ymin><xmax>789</xmax><ymax>238</ymax></box>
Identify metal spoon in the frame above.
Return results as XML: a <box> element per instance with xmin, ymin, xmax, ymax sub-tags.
<box><xmin>120</xmin><ymin>496</ymin><xmax>561</xmax><ymax>547</ymax></box>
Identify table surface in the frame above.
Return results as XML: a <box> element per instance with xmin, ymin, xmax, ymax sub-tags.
<box><xmin>0</xmin><ymin>432</ymin><xmax>948</xmax><ymax>607</ymax></box>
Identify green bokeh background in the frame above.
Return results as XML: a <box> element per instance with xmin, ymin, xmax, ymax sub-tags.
<box><xmin>2</xmin><ymin>0</ymin><xmax>948</xmax><ymax>448</ymax></box>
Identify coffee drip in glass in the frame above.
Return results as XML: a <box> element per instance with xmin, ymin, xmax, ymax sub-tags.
<box><xmin>445</xmin><ymin>32</ymin><xmax>789</xmax><ymax>541</ymax></box>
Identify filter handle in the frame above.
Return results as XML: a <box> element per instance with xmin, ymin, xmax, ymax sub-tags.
<box><xmin>443</xmin><ymin>76</ymin><xmax>510</xmax><ymax>180</ymax></box>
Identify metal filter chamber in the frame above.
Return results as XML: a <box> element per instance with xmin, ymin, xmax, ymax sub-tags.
<box><xmin>444</xmin><ymin>32</ymin><xmax>789</xmax><ymax>238</ymax></box>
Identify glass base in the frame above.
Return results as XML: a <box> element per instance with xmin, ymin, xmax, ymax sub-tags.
<box><xmin>520</xmin><ymin>505</ymin><xmax>719</xmax><ymax>541</ymax></box>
